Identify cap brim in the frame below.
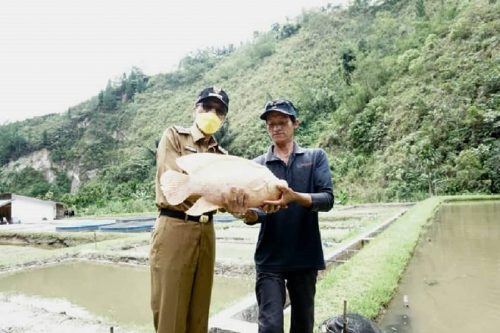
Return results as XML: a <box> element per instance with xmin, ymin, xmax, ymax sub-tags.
<box><xmin>260</xmin><ymin>108</ymin><xmax>294</xmax><ymax>120</ymax></box>
<box><xmin>197</xmin><ymin>96</ymin><xmax>228</xmax><ymax>108</ymax></box>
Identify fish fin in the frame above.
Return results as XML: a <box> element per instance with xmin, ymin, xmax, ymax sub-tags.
<box><xmin>160</xmin><ymin>170</ymin><xmax>191</xmax><ymax>205</ymax></box>
<box><xmin>176</xmin><ymin>153</ymin><xmax>222</xmax><ymax>174</ymax></box>
<box><xmin>186</xmin><ymin>197</ymin><xmax>220</xmax><ymax>216</ymax></box>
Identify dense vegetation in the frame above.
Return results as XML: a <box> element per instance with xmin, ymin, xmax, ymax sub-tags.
<box><xmin>0</xmin><ymin>0</ymin><xmax>498</xmax><ymax>214</ymax></box>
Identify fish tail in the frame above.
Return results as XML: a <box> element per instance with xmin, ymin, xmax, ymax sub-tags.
<box><xmin>160</xmin><ymin>170</ymin><xmax>191</xmax><ymax>205</ymax></box>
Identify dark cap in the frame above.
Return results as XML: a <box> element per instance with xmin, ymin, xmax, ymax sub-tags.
<box><xmin>260</xmin><ymin>99</ymin><xmax>298</xmax><ymax>120</ymax></box>
<box><xmin>195</xmin><ymin>86</ymin><xmax>229</xmax><ymax>111</ymax></box>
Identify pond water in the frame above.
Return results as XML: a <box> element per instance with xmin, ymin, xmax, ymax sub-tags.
<box><xmin>379</xmin><ymin>201</ymin><xmax>500</xmax><ymax>333</ymax></box>
<box><xmin>0</xmin><ymin>261</ymin><xmax>253</xmax><ymax>332</ymax></box>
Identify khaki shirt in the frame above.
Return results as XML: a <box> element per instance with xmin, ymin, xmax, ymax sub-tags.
<box><xmin>155</xmin><ymin>124</ymin><xmax>227</xmax><ymax>211</ymax></box>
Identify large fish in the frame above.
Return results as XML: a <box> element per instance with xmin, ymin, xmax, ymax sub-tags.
<box><xmin>160</xmin><ymin>153</ymin><xmax>288</xmax><ymax>216</ymax></box>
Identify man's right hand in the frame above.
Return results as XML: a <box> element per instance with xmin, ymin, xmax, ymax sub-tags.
<box><xmin>220</xmin><ymin>187</ymin><xmax>249</xmax><ymax>215</ymax></box>
<box><xmin>239</xmin><ymin>209</ymin><xmax>259</xmax><ymax>225</ymax></box>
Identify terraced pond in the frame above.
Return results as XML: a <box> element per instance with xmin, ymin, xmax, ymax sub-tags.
<box><xmin>380</xmin><ymin>201</ymin><xmax>500</xmax><ymax>333</ymax></box>
<box><xmin>0</xmin><ymin>261</ymin><xmax>254</xmax><ymax>332</ymax></box>
<box><xmin>0</xmin><ymin>203</ymin><xmax>410</xmax><ymax>332</ymax></box>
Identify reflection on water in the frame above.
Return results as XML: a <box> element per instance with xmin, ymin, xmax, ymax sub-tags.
<box><xmin>0</xmin><ymin>261</ymin><xmax>253</xmax><ymax>332</ymax></box>
<box><xmin>379</xmin><ymin>201</ymin><xmax>500</xmax><ymax>333</ymax></box>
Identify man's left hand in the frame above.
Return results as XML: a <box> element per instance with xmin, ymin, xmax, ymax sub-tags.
<box><xmin>262</xmin><ymin>184</ymin><xmax>296</xmax><ymax>211</ymax></box>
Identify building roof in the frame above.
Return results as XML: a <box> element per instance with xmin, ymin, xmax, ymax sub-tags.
<box><xmin>0</xmin><ymin>193</ymin><xmax>63</xmax><ymax>206</ymax></box>
<box><xmin>0</xmin><ymin>200</ymin><xmax>12</xmax><ymax>208</ymax></box>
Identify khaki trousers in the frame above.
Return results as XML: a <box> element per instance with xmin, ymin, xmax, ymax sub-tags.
<box><xmin>150</xmin><ymin>215</ymin><xmax>215</xmax><ymax>333</ymax></box>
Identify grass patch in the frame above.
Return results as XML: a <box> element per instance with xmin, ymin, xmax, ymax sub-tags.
<box><xmin>0</xmin><ymin>230</ymin><xmax>123</xmax><ymax>246</ymax></box>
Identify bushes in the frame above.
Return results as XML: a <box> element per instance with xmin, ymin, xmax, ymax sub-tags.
<box><xmin>0</xmin><ymin>168</ymin><xmax>50</xmax><ymax>198</ymax></box>
<box><xmin>61</xmin><ymin>161</ymin><xmax>155</xmax><ymax>211</ymax></box>
<box><xmin>77</xmin><ymin>197</ymin><xmax>155</xmax><ymax>216</ymax></box>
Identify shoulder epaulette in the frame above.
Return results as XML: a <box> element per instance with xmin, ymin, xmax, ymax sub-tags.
<box><xmin>173</xmin><ymin>125</ymin><xmax>191</xmax><ymax>134</ymax></box>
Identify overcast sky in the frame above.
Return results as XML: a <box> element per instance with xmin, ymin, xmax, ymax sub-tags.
<box><xmin>0</xmin><ymin>0</ymin><xmax>339</xmax><ymax>124</ymax></box>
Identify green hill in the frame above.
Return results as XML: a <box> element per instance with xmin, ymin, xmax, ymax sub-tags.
<box><xmin>0</xmin><ymin>0</ymin><xmax>498</xmax><ymax>214</ymax></box>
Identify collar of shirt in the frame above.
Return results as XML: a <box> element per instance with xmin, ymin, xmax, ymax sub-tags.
<box><xmin>190</xmin><ymin>124</ymin><xmax>219</xmax><ymax>150</ymax></box>
<box><xmin>264</xmin><ymin>142</ymin><xmax>306</xmax><ymax>163</ymax></box>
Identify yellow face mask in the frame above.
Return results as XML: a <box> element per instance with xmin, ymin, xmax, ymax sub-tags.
<box><xmin>195</xmin><ymin>112</ymin><xmax>222</xmax><ymax>135</ymax></box>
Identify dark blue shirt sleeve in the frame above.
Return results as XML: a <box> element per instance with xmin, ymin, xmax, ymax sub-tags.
<box><xmin>310</xmin><ymin>149</ymin><xmax>334</xmax><ymax>212</ymax></box>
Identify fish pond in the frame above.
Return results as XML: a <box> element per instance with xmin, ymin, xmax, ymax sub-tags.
<box><xmin>0</xmin><ymin>261</ymin><xmax>253</xmax><ymax>332</ymax></box>
<box><xmin>380</xmin><ymin>201</ymin><xmax>500</xmax><ymax>333</ymax></box>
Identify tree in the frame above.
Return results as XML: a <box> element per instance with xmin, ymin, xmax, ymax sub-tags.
<box><xmin>341</xmin><ymin>50</ymin><xmax>356</xmax><ymax>85</ymax></box>
<box><xmin>416</xmin><ymin>0</ymin><xmax>427</xmax><ymax>19</ymax></box>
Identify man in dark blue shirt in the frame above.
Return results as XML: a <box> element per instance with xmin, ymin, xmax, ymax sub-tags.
<box><xmin>241</xmin><ymin>99</ymin><xmax>334</xmax><ymax>333</ymax></box>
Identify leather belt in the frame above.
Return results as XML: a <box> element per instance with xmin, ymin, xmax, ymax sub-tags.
<box><xmin>159</xmin><ymin>208</ymin><xmax>213</xmax><ymax>223</ymax></box>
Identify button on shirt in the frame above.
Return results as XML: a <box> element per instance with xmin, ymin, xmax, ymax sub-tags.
<box><xmin>253</xmin><ymin>143</ymin><xmax>334</xmax><ymax>272</ymax></box>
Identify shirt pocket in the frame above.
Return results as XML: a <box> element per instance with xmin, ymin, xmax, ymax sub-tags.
<box><xmin>292</xmin><ymin>160</ymin><xmax>314</xmax><ymax>192</ymax></box>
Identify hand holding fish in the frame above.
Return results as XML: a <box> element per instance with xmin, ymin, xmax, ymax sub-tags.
<box><xmin>262</xmin><ymin>184</ymin><xmax>292</xmax><ymax>210</ymax></box>
<box><xmin>221</xmin><ymin>187</ymin><xmax>250</xmax><ymax>215</ymax></box>
<box><xmin>263</xmin><ymin>184</ymin><xmax>313</xmax><ymax>209</ymax></box>
<box><xmin>261</xmin><ymin>203</ymin><xmax>281</xmax><ymax>214</ymax></box>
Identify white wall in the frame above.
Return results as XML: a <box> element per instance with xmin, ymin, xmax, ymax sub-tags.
<box><xmin>11</xmin><ymin>194</ymin><xmax>56</xmax><ymax>223</ymax></box>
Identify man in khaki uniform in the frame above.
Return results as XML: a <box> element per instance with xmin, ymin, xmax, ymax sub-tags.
<box><xmin>150</xmin><ymin>87</ymin><xmax>247</xmax><ymax>333</ymax></box>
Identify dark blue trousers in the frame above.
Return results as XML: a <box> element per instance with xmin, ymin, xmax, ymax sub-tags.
<box><xmin>256</xmin><ymin>270</ymin><xmax>318</xmax><ymax>333</ymax></box>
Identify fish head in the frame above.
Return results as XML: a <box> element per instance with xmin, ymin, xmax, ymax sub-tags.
<box><xmin>267</xmin><ymin>179</ymin><xmax>288</xmax><ymax>199</ymax></box>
